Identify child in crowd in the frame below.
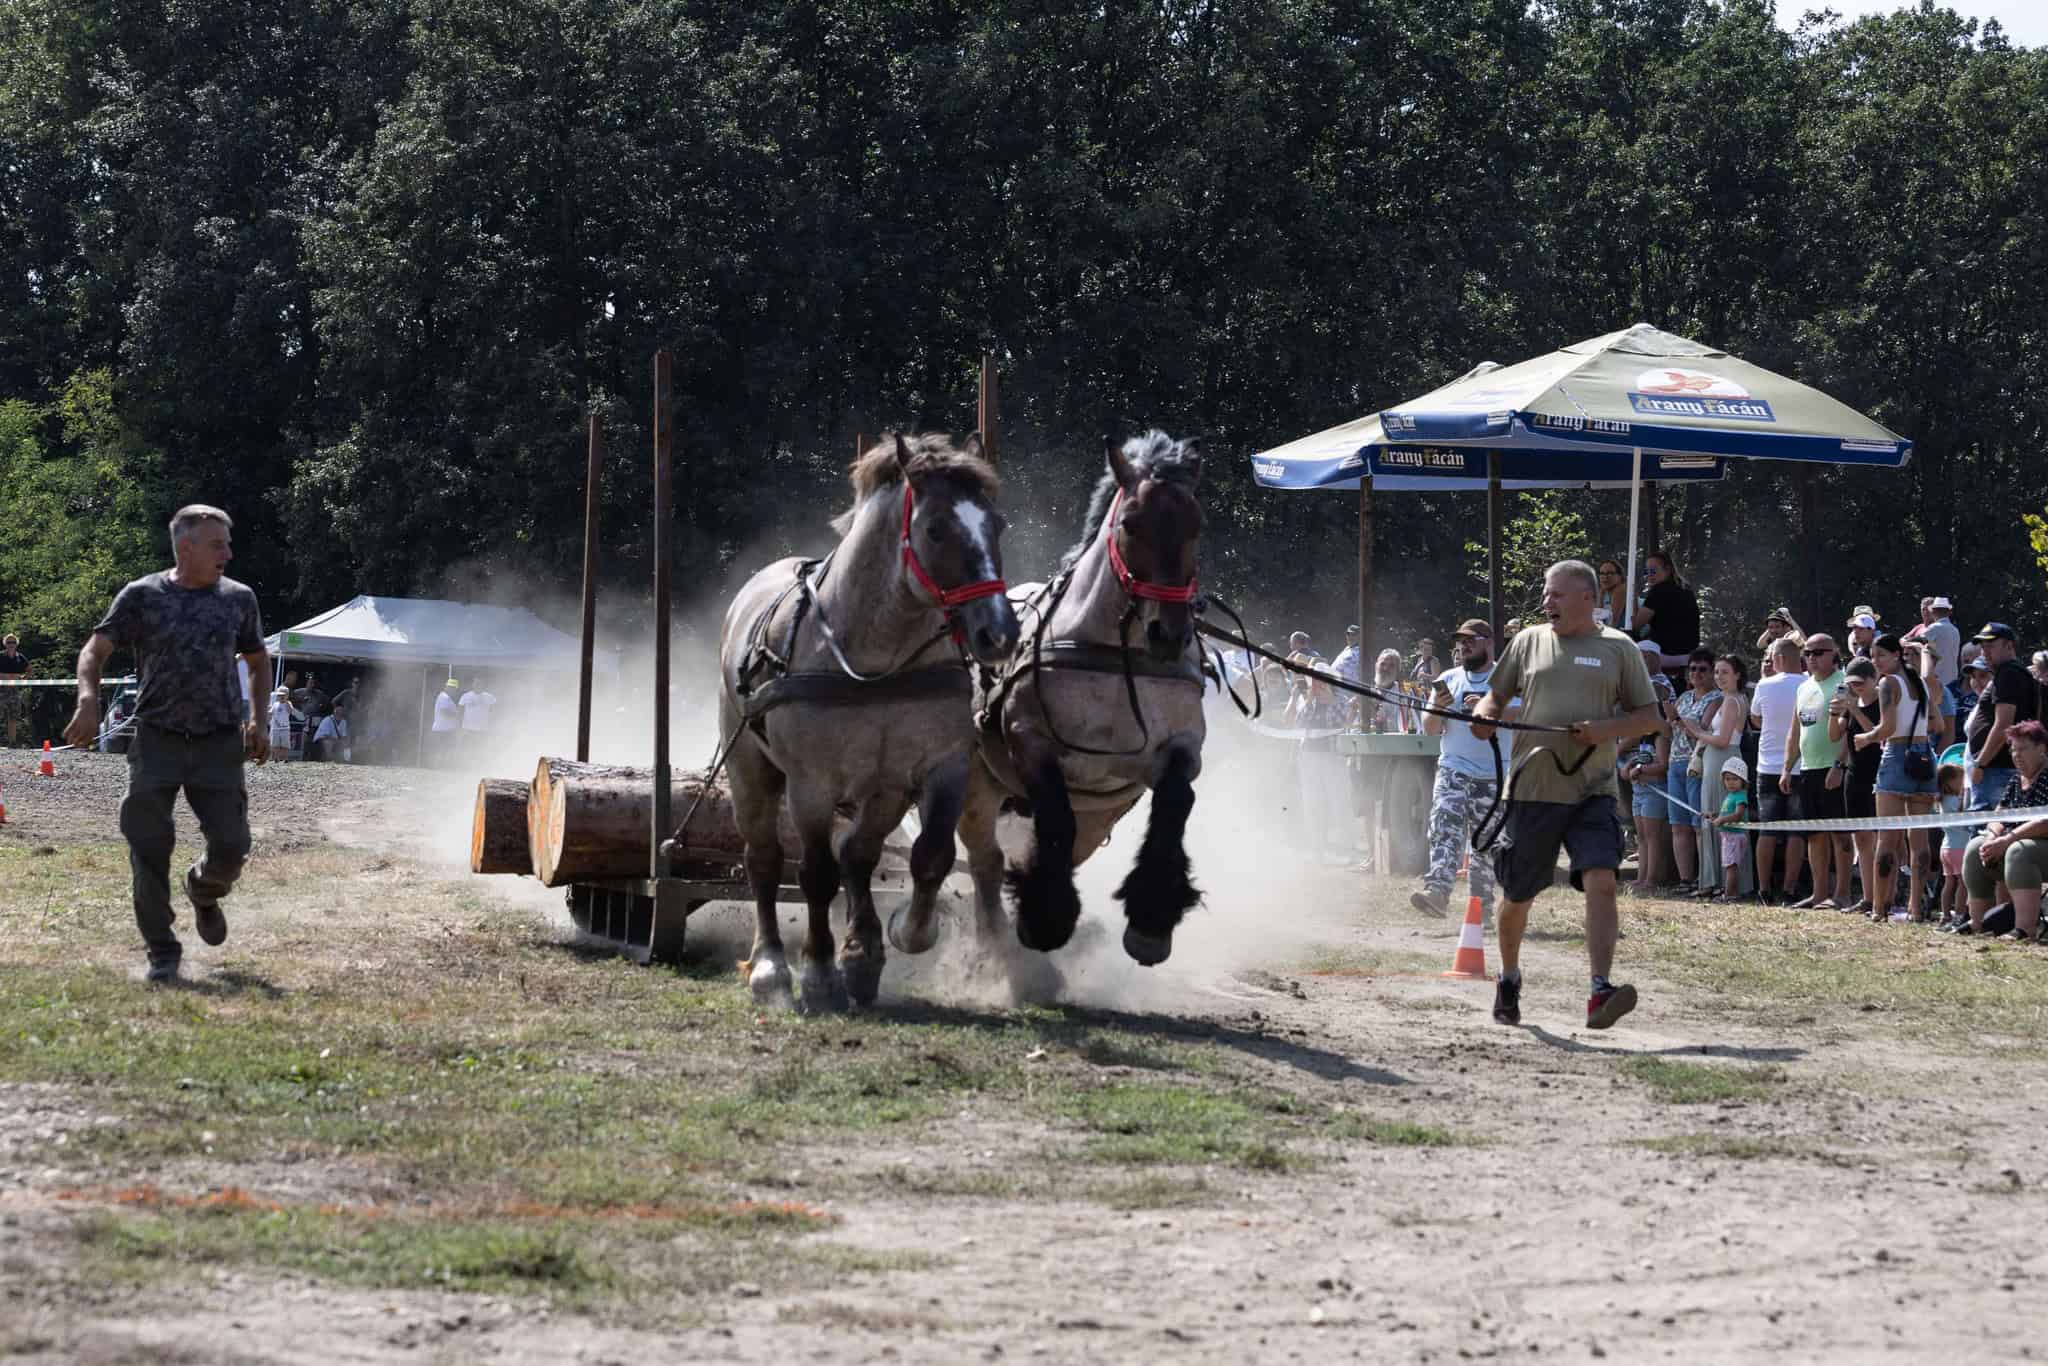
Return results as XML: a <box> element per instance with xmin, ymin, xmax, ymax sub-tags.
<box><xmin>267</xmin><ymin>685</ymin><xmax>299</xmax><ymax>762</ymax></box>
<box><xmin>1712</xmin><ymin>757</ymin><xmax>1752</xmax><ymax>878</ymax></box>
<box><xmin>1936</xmin><ymin>762</ymin><xmax>1969</xmax><ymax>928</ymax></box>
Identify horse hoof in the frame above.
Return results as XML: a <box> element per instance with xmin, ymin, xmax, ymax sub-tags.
<box><xmin>749</xmin><ymin>960</ymin><xmax>795</xmax><ymax>1010</ymax></box>
<box><xmin>887</xmin><ymin>905</ymin><xmax>939</xmax><ymax>956</ymax></box>
<box><xmin>840</xmin><ymin>955</ymin><xmax>885</xmax><ymax>1009</ymax></box>
<box><xmin>1017</xmin><ymin>916</ymin><xmax>1076</xmax><ymax>954</ymax></box>
<box><xmin>1122</xmin><ymin>926</ymin><xmax>1173</xmax><ymax>966</ymax></box>
<box><xmin>796</xmin><ymin>965</ymin><xmax>849</xmax><ymax>1015</ymax></box>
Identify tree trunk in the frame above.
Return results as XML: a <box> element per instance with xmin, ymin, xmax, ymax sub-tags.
<box><xmin>471</xmin><ymin>778</ymin><xmax>532</xmax><ymax>875</ymax></box>
<box><xmin>527</xmin><ymin>757</ymin><xmax>802</xmax><ymax>887</ymax></box>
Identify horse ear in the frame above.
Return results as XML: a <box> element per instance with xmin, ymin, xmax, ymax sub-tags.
<box><xmin>1106</xmin><ymin>440</ymin><xmax>1138</xmax><ymax>492</ymax></box>
<box><xmin>893</xmin><ymin>432</ymin><xmax>914</xmax><ymax>478</ymax></box>
<box><xmin>961</xmin><ymin>430</ymin><xmax>984</xmax><ymax>460</ymax></box>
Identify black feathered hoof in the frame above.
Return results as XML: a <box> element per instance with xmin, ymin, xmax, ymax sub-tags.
<box><xmin>1009</xmin><ymin>862</ymin><xmax>1080</xmax><ymax>952</ymax></box>
<box><xmin>1122</xmin><ymin>926</ymin><xmax>1172</xmax><ymax>966</ymax></box>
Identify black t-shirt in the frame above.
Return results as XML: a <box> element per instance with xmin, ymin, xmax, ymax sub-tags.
<box><xmin>0</xmin><ymin>650</ymin><xmax>28</xmax><ymax>676</ymax></box>
<box><xmin>1965</xmin><ymin>658</ymin><xmax>2041</xmax><ymax>764</ymax></box>
<box><xmin>92</xmin><ymin>572</ymin><xmax>264</xmax><ymax>734</ymax></box>
<box><xmin>1637</xmin><ymin>580</ymin><xmax>1700</xmax><ymax>655</ymax></box>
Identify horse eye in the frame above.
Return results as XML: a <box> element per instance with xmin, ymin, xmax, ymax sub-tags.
<box><xmin>924</xmin><ymin>521</ymin><xmax>948</xmax><ymax>542</ymax></box>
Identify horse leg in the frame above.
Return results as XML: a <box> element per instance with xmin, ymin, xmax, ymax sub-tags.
<box><xmin>1008</xmin><ymin>752</ymin><xmax>1082</xmax><ymax>953</ymax></box>
<box><xmin>836</xmin><ymin>794</ymin><xmax>907</xmax><ymax>1009</ymax></box>
<box><xmin>887</xmin><ymin>752</ymin><xmax>969</xmax><ymax>956</ymax></box>
<box><xmin>789</xmin><ymin>793</ymin><xmax>846</xmax><ymax>1015</ymax></box>
<box><xmin>1115</xmin><ymin>741</ymin><xmax>1203</xmax><ymax>966</ymax></box>
<box><xmin>948</xmin><ymin>756</ymin><xmax>1011</xmax><ymax>952</ymax></box>
<box><xmin>730</xmin><ymin>745</ymin><xmax>794</xmax><ymax>1010</ymax></box>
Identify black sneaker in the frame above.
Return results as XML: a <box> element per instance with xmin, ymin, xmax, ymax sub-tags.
<box><xmin>185</xmin><ymin>868</ymin><xmax>227</xmax><ymax>947</ymax></box>
<box><xmin>1586</xmin><ymin>982</ymin><xmax>1638</xmax><ymax>1029</ymax></box>
<box><xmin>1492</xmin><ymin>974</ymin><xmax>1521</xmax><ymax>1026</ymax></box>
<box><xmin>146</xmin><ymin>953</ymin><xmax>182</xmax><ymax>985</ymax></box>
<box><xmin>1409</xmin><ymin>888</ymin><xmax>1449</xmax><ymax>918</ymax></box>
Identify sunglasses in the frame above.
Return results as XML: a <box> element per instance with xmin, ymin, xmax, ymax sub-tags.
<box><xmin>1802</xmin><ymin>647</ymin><xmax>1835</xmax><ymax>656</ymax></box>
<box><xmin>1688</xmin><ymin>664</ymin><xmax>1710</xmax><ymax>673</ymax></box>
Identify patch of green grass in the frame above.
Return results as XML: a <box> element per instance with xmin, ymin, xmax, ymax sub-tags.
<box><xmin>1621</xmin><ymin>1057</ymin><xmax>1783</xmax><ymax>1105</ymax></box>
<box><xmin>1055</xmin><ymin>1081</ymin><xmax>1317</xmax><ymax>1170</ymax></box>
<box><xmin>1327</xmin><ymin>1113</ymin><xmax>1471</xmax><ymax>1147</ymax></box>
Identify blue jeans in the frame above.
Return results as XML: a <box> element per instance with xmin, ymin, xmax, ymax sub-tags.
<box><xmin>1972</xmin><ymin>767</ymin><xmax>2016</xmax><ymax>812</ymax></box>
<box><xmin>1664</xmin><ymin>763</ymin><xmax>1703</xmax><ymax>828</ymax></box>
<box><xmin>1876</xmin><ymin>741</ymin><xmax>1938</xmax><ymax>797</ymax></box>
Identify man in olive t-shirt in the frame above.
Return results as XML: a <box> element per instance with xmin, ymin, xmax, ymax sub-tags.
<box><xmin>1473</xmin><ymin>560</ymin><xmax>1662</xmax><ymax>1030</ymax></box>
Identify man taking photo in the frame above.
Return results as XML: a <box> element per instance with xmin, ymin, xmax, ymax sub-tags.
<box><xmin>1473</xmin><ymin>561</ymin><xmax>1661</xmax><ymax>1030</ymax></box>
<box><xmin>1411</xmin><ymin>619</ymin><xmax>1508</xmax><ymax>922</ymax></box>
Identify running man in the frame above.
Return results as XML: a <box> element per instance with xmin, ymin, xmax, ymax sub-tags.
<box><xmin>63</xmin><ymin>505</ymin><xmax>270</xmax><ymax>983</ymax></box>
<box><xmin>1471</xmin><ymin>560</ymin><xmax>1662</xmax><ymax>1029</ymax></box>
<box><xmin>1412</xmin><ymin>619</ymin><xmax>1507</xmax><ymax>922</ymax></box>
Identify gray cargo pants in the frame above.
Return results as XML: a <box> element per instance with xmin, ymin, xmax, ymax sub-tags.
<box><xmin>118</xmin><ymin>724</ymin><xmax>251</xmax><ymax>963</ymax></box>
<box><xmin>1421</xmin><ymin>765</ymin><xmax>1500</xmax><ymax>914</ymax></box>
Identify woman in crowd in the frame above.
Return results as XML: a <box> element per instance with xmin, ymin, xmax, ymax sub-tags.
<box><xmin>1853</xmin><ymin>634</ymin><xmax>1941</xmax><ymax>922</ymax></box>
<box><xmin>1371</xmin><ymin>648</ymin><xmax>1410</xmax><ymax>732</ymax></box>
<box><xmin>1596</xmin><ymin>559</ymin><xmax>1628</xmax><ymax>628</ymax></box>
<box><xmin>1410</xmin><ymin>638</ymin><xmax>1442</xmax><ymax>684</ymax></box>
<box><xmin>1962</xmin><ymin>720</ymin><xmax>2048</xmax><ymax>941</ymax></box>
<box><xmin>1665</xmin><ymin>647</ymin><xmax>1721</xmax><ymax>890</ymax></box>
<box><xmin>1829</xmin><ymin>658</ymin><xmax>1884</xmax><ymax>915</ymax></box>
<box><xmin>1688</xmin><ymin>653</ymin><xmax>1751</xmax><ymax>897</ymax></box>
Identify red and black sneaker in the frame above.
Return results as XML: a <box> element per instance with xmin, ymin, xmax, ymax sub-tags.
<box><xmin>1586</xmin><ymin>982</ymin><xmax>1638</xmax><ymax>1030</ymax></box>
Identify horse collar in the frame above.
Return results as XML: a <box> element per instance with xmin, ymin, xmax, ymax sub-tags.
<box><xmin>1105</xmin><ymin>489</ymin><xmax>1198</xmax><ymax>604</ymax></box>
<box><xmin>900</xmin><ymin>483</ymin><xmax>1007</xmax><ymax>632</ymax></box>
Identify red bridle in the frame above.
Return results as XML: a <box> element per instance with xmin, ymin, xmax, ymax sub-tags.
<box><xmin>900</xmin><ymin>483</ymin><xmax>1007</xmax><ymax>618</ymax></box>
<box><xmin>1105</xmin><ymin>489</ymin><xmax>1198</xmax><ymax>604</ymax></box>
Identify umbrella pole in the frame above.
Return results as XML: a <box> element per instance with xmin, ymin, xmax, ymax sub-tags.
<box><xmin>1486</xmin><ymin>451</ymin><xmax>1503</xmax><ymax>641</ymax></box>
<box><xmin>1622</xmin><ymin>446</ymin><xmax>1642</xmax><ymax>634</ymax></box>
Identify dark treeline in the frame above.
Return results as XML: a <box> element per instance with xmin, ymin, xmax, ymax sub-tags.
<box><xmin>3</xmin><ymin>0</ymin><xmax>2045</xmax><ymax>671</ymax></box>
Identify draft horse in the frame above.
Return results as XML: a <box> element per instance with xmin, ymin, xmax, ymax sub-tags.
<box><xmin>892</xmin><ymin>431</ymin><xmax>1207</xmax><ymax>968</ymax></box>
<box><xmin>718</xmin><ymin>433</ymin><xmax>1018</xmax><ymax>1011</ymax></box>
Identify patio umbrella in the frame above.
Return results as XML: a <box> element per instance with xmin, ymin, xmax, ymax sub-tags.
<box><xmin>1376</xmin><ymin>323</ymin><xmax>1912</xmax><ymax>621</ymax></box>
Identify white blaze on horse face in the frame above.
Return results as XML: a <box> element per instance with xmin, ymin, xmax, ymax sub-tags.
<box><xmin>952</xmin><ymin>501</ymin><xmax>997</xmax><ymax>581</ymax></box>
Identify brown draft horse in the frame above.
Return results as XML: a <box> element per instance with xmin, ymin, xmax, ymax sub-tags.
<box><xmin>718</xmin><ymin>433</ymin><xmax>1018</xmax><ymax>1011</ymax></box>
<box><xmin>891</xmin><ymin>431</ymin><xmax>1207</xmax><ymax>971</ymax></box>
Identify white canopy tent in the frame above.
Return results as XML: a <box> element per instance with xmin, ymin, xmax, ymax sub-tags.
<box><xmin>265</xmin><ymin>596</ymin><xmax>618</xmax><ymax>766</ymax></box>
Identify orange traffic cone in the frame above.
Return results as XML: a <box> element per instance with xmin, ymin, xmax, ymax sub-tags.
<box><xmin>0</xmin><ymin>780</ymin><xmax>7</xmax><ymax>824</ymax></box>
<box><xmin>1441</xmin><ymin>894</ymin><xmax>1490</xmax><ymax>981</ymax></box>
<box><xmin>36</xmin><ymin>740</ymin><xmax>54</xmax><ymax>778</ymax></box>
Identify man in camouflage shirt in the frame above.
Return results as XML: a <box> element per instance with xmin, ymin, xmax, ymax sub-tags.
<box><xmin>64</xmin><ymin>505</ymin><xmax>271</xmax><ymax>983</ymax></box>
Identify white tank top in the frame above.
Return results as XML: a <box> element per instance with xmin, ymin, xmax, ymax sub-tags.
<box><xmin>1888</xmin><ymin>675</ymin><xmax>1932</xmax><ymax>742</ymax></box>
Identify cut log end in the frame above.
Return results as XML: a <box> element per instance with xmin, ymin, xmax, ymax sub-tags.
<box><xmin>472</xmin><ymin>777</ymin><xmax>534</xmax><ymax>875</ymax></box>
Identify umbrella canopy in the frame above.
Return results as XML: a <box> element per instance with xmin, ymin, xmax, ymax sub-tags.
<box><xmin>1378</xmin><ymin>323</ymin><xmax>1911</xmax><ymax>466</ymax></box>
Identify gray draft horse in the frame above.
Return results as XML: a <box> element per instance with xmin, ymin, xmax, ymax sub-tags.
<box><xmin>718</xmin><ymin>433</ymin><xmax>1019</xmax><ymax>1011</ymax></box>
<box><xmin>892</xmin><ymin>431</ymin><xmax>1207</xmax><ymax>970</ymax></box>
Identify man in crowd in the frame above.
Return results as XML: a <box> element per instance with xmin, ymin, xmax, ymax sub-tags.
<box><xmin>1967</xmin><ymin>623</ymin><xmax>2041</xmax><ymax>811</ymax></box>
<box><xmin>1845</xmin><ymin>612</ymin><xmax>1877</xmax><ymax>660</ymax></box>
<box><xmin>1472</xmin><ymin>561</ymin><xmax>1661</xmax><ymax>1030</ymax></box>
<box><xmin>1912</xmin><ymin>596</ymin><xmax>1962</xmax><ymax>694</ymax></box>
<box><xmin>62</xmin><ymin>505</ymin><xmax>270</xmax><ymax>984</ymax></box>
<box><xmin>312</xmin><ymin>700</ymin><xmax>352</xmax><ymax>763</ymax></box>
<box><xmin>1751</xmin><ymin>636</ymin><xmax>1807</xmax><ymax>903</ymax></box>
<box><xmin>458</xmin><ymin>678</ymin><xmax>497</xmax><ymax>761</ymax></box>
<box><xmin>1781</xmin><ymin>633</ymin><xmax>1851</xmax><ymax>909</ymax></box>
<box><xmin>431</xmin><ymin>677</ymin><xmax>462</xmax><ymax>765</ymax></box>
<box><xmin>2032</xmin><ymin>651</ymin><xmax>2048</xmax><ymax>689</ymax></box>
<box><xmin>1411</xmin><ymin>620</ymin><xmax>1505</xmax><ymax>921</ymax></box>
<box><xmin>0</xmin><ymin>632</ymin><xmax>29</xmax><ymax>745</ymax></box>
<box><xmin>1331</xmin><ymin>625</ymin><xmax>1363</xmax><ymax>686</ymax></box>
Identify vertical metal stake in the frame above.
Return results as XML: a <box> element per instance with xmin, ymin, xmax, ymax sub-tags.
<box><xmin>576</xmin><ymin>414</ymin><xmax>603</xmax><ymax>763</ymax></box>
<box><xmin>651</xmin><ymin>352</ymin><xmax>673</xmax><ymax>879</ymax></box>
<box><xmin>1486</xmin><ymin>450</ymin><xmax>1503</xmax><ymax>643</ymax></box>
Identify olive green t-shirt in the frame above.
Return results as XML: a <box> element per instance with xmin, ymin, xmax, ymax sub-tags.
<box><xmin>1486</xmin><ymin>622</ymin><xmax>1659</xmax><ymax>804</ymax></box>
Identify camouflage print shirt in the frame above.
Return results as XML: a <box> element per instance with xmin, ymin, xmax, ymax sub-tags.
<box><xmin>94</xmin><ymin>572</ymin><xmax>264</xmax><ymax>735</ymax></box>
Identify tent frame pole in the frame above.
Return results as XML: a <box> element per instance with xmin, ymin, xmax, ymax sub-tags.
<box><xmin>1486</xmin><ymin>451</ymin><xmax>1503</xmax><ymax>641</ymax></box>
<box><xmin>651</xmin><ymin>352</ymin><xmax>673</xmax><ymax>881</ymax></box>
<box><xmin>1622</xmin><ymin>446</ymin><xmax>1643</xmax><ymax>635</ymax></box>
<box><xmin>576</xmin><ymin>414</ymin><xmax>603</xmax><ymax>763</ymax></box>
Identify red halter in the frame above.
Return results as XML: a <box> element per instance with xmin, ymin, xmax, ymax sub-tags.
<box><xmin>900</xmin><ymin>483</ymin><xmax>1007</xmax><ymax>617</ymax></box>
<box><xmin>1104</xmin><ymin>489</ymin><xmax>1198</xmax><ymax>603</ymax></box>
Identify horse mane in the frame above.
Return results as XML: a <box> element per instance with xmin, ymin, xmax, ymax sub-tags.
<box><xmin>832</xmin><ymin>432</ymin><xmax>999</xmax><ymax>536</ymax></box>
<box><xmin>1060</xmin><ymin>430</ymin><xmax>1201</xmax><ymax>570</ymax></box>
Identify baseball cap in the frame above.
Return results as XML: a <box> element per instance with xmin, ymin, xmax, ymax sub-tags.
<box><xmin>446</xmin><ymin>677</ymin><xmax>460</xmax><ymax>687</ymax></box>
<box><xmin>1848</xmin><ymin>613</ymin><xmax>1876</xmax><ymax>630</ymax></box>
<box><xmin>1637</xmin><ymin>639</ymin><xmax>1663</xmax><ymax>655</ymax></box>
<box><xmin>1973</xmin><ymin>622</ymin><xmax>2016</xmax><ymax>643</ymax></box>
<box><xmin>1720</xmin><ymin>756</ymin><xmax>1749</xmax><ymax>782</ymax></box>
<box><xmin>1930</xmin><ymin>596</ymin><xmax>1953</xmax><ymax>610</ymax></box>
<box><xmin>1345</xmin><ymin>623</ymin><xmax>1360</xmax><ymax>635</ymax></box>
<box><xmin>1963</xmin><ymin>656</ymin><xmax>1992</xmax><ymax>673</ymax></box>
<box><xmin>2033</xmin><ymin>650</ymin><xmax>2048</xmax><ymax>668</ymax></box>
<box><xmin>1451</xmin><ymin>618</ymin><xmax>1492</xmax><ymax>639</ymax></box>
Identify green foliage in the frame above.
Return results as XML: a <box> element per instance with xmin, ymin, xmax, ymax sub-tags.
<box><xmin>0</xmin><ymin>373</ymin><xmax>164</xmax><ymax>669</ymax></box>
<box><xmin>1464</xmin><ymin>491</ymin><xmax>1595</xmax><ymax>624</ymax></box>
<box><xmin>1</xmin><ymin>0</ymin><xmax>2045</xmax><ymax>649</ymax></box>
<box><xmin>2024</xmin><ymin>511</ymin><xmax>2048</xmax><ymax>592</ymax></box>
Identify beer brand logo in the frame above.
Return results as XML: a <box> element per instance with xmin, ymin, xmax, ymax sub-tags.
<box><xmin>1627</xmin><ymin>368</ymin><xmax>1775</xmax><ymax>422</ymax></box>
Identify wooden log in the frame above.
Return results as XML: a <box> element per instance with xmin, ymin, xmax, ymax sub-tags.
<box><xmin>471</xmin><ymin>778</ymin><xmax>532</xmax><ymax>875</ymax></box>
<box><xmin>528</xmin><ymin>758</ymin><xmax>803</xmax><ymax>887</ymax></box>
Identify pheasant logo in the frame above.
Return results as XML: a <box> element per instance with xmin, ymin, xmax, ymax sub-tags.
<box><xmin>1635</xmin><ymin>368</ymin><xmax>1749</xmax><ymax>398</ymax></box>
<box><xmin>1627</xmin><ymin>367</ymin><xmax>1775</xmax><ymax>422</ymax></box>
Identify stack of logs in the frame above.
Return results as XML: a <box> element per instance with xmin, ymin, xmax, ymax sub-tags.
<box><xmin>471</xmin><ymin>758</ymin><xmax>801</xmax><ymax>886</ymax></box>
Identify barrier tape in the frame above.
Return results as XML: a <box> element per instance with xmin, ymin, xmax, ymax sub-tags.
<box><xmin>1656</xmin><ymin>783</ymin><xmax>2048</xmax><ymax>834</ymax></box>
<box><xmin>0</xmin><ymin>678</ymin><xmax>138</xmax><ymax>687</ymax></box>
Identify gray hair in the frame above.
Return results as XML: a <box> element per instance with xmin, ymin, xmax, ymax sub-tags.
<box><xmin>169</xmin><ymin>504</ymin><xmax>232</xmax><ymax>543</ymax></box>
<box><xmin>1544</xmin><ymin>559</ymin><xmax>1599</xmax><ymax>596</ymax></box>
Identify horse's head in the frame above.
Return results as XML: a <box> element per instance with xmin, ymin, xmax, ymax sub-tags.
<box><xmin>891</xmin><ymin>432</ymin><xmax>1020</xmax><ymax>664</ymax></box>
<box><xmin>1105</xmin><ymin>432</ymin><xmax>1203</xmax><ymax>663</ymax></box>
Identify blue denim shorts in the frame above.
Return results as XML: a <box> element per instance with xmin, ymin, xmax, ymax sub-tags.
<box><xmin>1875</xmin><ymin>741</ymin><xmax>1938</xmax><ymax>797</ymax></box>
<box><xmin>1630</xmin><ymin>776</ymin><xmax>1669</xmax><ymax>821</ymax></box>
<box><xmin>1664</xmin><ymin>764</ymin><xmax>1702</xmax><ymax>828</ymax></box>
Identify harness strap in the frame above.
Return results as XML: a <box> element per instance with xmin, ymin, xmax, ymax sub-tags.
<box><xmin>743</xmin><ymin>666</ymin><xmax>971</xmax><ymax>723</ymax></box>
<box><xmin>1105</xmin><ymin>489</ymin><xmax>1198</xmax><ymax>603</ymax></box>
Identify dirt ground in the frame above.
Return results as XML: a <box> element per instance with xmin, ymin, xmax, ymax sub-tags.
<box><xmin>4</xmin><ymin>752</ymin><xmax>2048</xmax><ymax>1364</ymax></box>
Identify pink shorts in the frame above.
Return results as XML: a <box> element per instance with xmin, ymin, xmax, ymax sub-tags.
<box><xmin>1941</xmin><ymin>846</ymin><xmax>1966</xmax><ymax>877</ymax></box>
